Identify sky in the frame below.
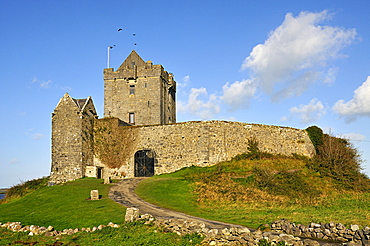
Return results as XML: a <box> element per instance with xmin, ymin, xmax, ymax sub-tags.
<box><xmin>0</xmin><ymin>0</ymin><xmax>369</xmax><ymax>188</ymax></box>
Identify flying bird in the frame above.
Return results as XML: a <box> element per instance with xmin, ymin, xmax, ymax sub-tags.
<box><xmin>109</xmin><ymin>45</ymin><xmax>116</xmax><ymax>49</ymax></box>
<box><xmin>133</xmin><ymin>33</ymin><xmax>136</xmax><ymax>36</ymax></box>
<box><xmin>134</xmin><ymin>43</ymin><xmax>137</xmax><ymax>46</ymax></box>
<box><xmin>118</xmin><ymin>28</ymin><xmax>122</xmax><ymax>31</ymax></box>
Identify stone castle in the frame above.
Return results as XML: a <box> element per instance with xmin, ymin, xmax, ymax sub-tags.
<box><xmin>49</xmin><ymin>51</ymin><xmax>315</xmax><ymax>184</ymax></box>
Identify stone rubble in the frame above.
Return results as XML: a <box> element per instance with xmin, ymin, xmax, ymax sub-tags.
<box><xmin>2</xmin><ymin>211</ymin><xmax>369</xmax><ymax>246</ymax></box>
<box><xmin>271</xmin><ymin>219</ymin><xmax>368</xmax><ymax>246</ymax></box>
<box><xmin>0</xmin><ymin>221</ymin><xmax>120</xmax><ymax>237</ymax></box>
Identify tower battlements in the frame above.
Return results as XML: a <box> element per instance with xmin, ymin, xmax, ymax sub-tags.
<box><xmin>103</xmin><ymin>50</ymin><xmax>176</xmax><ymax>125</ymax></box>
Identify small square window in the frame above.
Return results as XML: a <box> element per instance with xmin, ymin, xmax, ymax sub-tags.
<box><xmin>129</xmin><ymin>113</ymin><xmax>135</xmax><ymax>124</ymax></box>
<box><xmin>129</xmin><ymin>85</ymin><xmax>135</xmax><ymax>95</ymax></box>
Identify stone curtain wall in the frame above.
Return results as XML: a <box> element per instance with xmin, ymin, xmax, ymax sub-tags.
<box><xmin>93</xmin><ymin>120</ymin><xmax>315</xmax><ymax>178</ymax></box>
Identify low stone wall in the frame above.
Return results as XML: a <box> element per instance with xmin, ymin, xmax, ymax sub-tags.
<box><xmin>0</xmin><ymin>221</ymin><xmax>120</xmax><ymax>236</ymax></box>
<box><xmin>5</xmin><ymin>214</ymin><xmax>367</xmax><ymax>245</ymax></box>
<box><xmin>271</xmin><ymin>219</ymin><xmax>368</xmax><ymax>245</ymax></box>
<box><xmin>124</xmin><ymin>208</ymin><xmax>347</xmax><ymax>246</ymax></box>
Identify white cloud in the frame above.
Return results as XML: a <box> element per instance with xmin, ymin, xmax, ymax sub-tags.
<box><xmin>333</xmin><ymin>76</ymin><xmax>370</xmax><ymax>122</ymax></box>
<box><xmin>242</xmin><ymin>10</ymin><xmax>356</xmax><ymax>101</ymax></box>
<box><xmin>178</xmin><ymin>75</ymin><xmax>190</xmax><ymax>88</ymax></box>
<box><xmin>177</xmin><ymin>87</ymin><xmax>220</xmax><ymax>120</ymax></box>
<box><xmin>289</xmin><ymin>98</ymin><xmax>326</xmax><ymax>123</ymax></box>
<box><xmin>31</xmin><ymin>76</ymin><xmax>52</xmax><ymax>89</ymax></box>
<box><xmin>323</xmin><ymin>67</ymin><xmax>339</xmax><ymax>85</ymax></box>
<box><xmin>338</xmin><ymin>133</ymin><xmax>366</xmax><ymax>142</ymax></box>
<box><xmin>280</xmin><ymin>116</ymin><xmax>289</xmax><ymax>122</ymax></box>
<box><xmin>32</xmin><ymin>133</ymin><xmax>44</xmax><ymax>140</ymax></box>
<box><xmin>221</xmin><ymin>79</ymin><xmax>257</xmax><ymax>110</ymax></box>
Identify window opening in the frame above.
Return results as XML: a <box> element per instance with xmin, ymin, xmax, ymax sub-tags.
<box><xmin>129</xmin><ymin>113</ymin><xmax>135</xmax><ymax>124</ymax></box>
<box><xmin>129</xmin><ymin>85</ymin><xmax>135</xmax><ymax>95</ymax></box>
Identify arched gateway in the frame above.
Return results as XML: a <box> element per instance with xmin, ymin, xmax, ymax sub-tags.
<box><xmin>134</xmin><ymin>150</ymin><xmax>155</xmax><ymax>177</ymax></box>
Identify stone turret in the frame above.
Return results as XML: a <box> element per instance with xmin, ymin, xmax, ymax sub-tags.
<box><xmin>50</xmin><ymin>93</ymin><xmax>97</xmax><ymax>184</ymax></box>
<box><xmin>103</xmin><ymin>50</ymin><xmax>176</xmax><ymax>125</ymax></box>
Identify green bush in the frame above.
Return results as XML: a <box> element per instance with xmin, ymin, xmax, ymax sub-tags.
<box><xmin>231</xmin><ymin>138</ymin><xmax>273</xmax><ymax>161</ymax></box>
<box><xmin>306</xmin><ymin>125</ymin><xmax>323</xmax><ymax>152</ymax></box>
<box><xmin>306</xmin><ymin>133</ymin><xmax>369</xmax><ymax>191</ymax></box>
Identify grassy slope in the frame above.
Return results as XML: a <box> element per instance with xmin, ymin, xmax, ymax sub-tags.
<box><xmin>0</xmin><ymin>178</ymin><xmax>203</xmax><ymax>245</ymax></box>
<box><xmin>136</xmin><ymin>158</ymin><xmax>370</xmax><ymax>229</ymax></box>
<box><xmin>0</xmin><ymin>178</ymin><xmax>125</xmax><ymax>230</ymax></box>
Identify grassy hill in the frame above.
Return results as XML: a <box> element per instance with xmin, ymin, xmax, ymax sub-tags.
<box><xmin>0</xmin><ymin>178</ymin><xmax>202</xmax><ymax>245</ymax></box>
<box><xmin>136</xmin><ymin>131</ymin><xmax>370</xmax><ymax>229</ymax></box>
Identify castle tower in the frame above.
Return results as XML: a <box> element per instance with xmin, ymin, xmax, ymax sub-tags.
<box><xmin>50</xmin><ymin>93</ymin><xmax>97</xmax><ymax>184</ymax></box>
<box><xmin>103</xmin><ymin>50</ymin><xmax>176</xmax><ymax>125</ymax></box>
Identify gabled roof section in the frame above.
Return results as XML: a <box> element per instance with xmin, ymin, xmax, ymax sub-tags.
<box><xmin>73</xmin><ymin>98</ymin><xmax>88</xmax><ymax>110</ymax></box>
<box><xmin>117</xmin><ymin>50</ymin><xmax>146</xmax><ymax>70</ymax></box>
<box><xmin>54</xmin><ymin>93</ymin><xmax>96</xmax><ymax>116</ymax></box>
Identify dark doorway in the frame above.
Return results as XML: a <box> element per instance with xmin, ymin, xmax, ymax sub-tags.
<box><xmin>134</xmin><ymin>150</ymin><xmax>155</xmax><ymax>177</ymax></box>
<box><xmin>97</xmin><ymin>167</ymin><xmax>103</xmax><ymax>179</ymax></box>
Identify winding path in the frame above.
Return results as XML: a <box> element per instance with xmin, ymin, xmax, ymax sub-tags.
<box><xmin>108</xmin><ymin>178</ymin><xmax>244</xmax><ymax>229</ymax></box>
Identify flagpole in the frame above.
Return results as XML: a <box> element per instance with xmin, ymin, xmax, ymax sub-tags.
<box><xmin>107</xmin><ymin>46</ymin><xmax>111</xmax><ymax>68</ymax></box>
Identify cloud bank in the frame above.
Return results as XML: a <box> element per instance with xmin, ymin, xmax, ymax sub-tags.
<box><xmin>333</xmin><ymin>76</ymin><xmax>370</xmax><ymax>122</ymax></box>
<box><xmin>178</xmin><ymin>10</ymin><xmax>357</xmax><ymax>121</ymax></box>
<box><xmin>178</xmin><ymin>87</ymin><xmax>220</xmax><ymax>120</ymax></box>
<box><xmin>242</xmin><ymin>10</ymin><xmax>356</xmax><ymax>101</ymax></box>
<box><xmin>289</xmin><ymin>98</ymin><xmax>326</xmax><ymax>124</ymax></box>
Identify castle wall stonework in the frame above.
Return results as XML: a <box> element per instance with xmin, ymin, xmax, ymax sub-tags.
<box><xmin>104</xmin><ymin>51</ymin><xmax>176</xmax><ymax>125</ymax></box>
<box><xmin>92</xmin><ymin>119</ymin><xmax>316</xmax><ymax>179</ymax></box>
<box><xmin>50</xmin><ymin>94</ymin><xmax>97</xmax><ymax>184</ymax></box>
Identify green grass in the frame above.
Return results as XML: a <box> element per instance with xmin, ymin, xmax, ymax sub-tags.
<box><xmin>0</xmin><ymin>178</ymin><xmax>125</xmax><ymax>230</ymax></box>
<box><xmin>136</xmin><ymin>177</ymin><xmax>200</xmax><ymax>214</ymax></box>
<box><xmin>0</xmin><ymin>177</ymin><xmax>203</xmax><ymax>245</ymax></box>
<box><xmin>0</xmin><ymin>222</ymin><xmax>203</xmax><ymax>246</ymax></box>
<box><xmin>135</xmin><ymin>159</ymin><xmax>370</xmax><ymax>229</ymax></box>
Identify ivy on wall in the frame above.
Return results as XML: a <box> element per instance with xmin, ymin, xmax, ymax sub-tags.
<box><xmin>93</xmin><ymin>118</ymin><xmax>136</xmax><ymax>169</ymax></box>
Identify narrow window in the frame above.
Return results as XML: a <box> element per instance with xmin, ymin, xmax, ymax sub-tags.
<box><xmin>129</xmin><ymin>85</ymin><xmax>135</xmax><ymax>95</ymax></box>
<box><xmin>129</xmin><ymin>113</ymin><xmax>135</xmax><ymax>124</ymax></box>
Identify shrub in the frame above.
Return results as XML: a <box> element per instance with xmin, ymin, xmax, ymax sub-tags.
<box><xmin>307</xmin><ymin>134</ymin><xmax>369</xmax><ymax>191</ymax></box>
<box><xmin>306</xmin><ymin>125</ymin><xmax>324</xmax><ymax>152</ymax></box>
<box><xmin>231</xmin><ymin>138</ymin><xmax>273</xmax><ymax>161</ymax></box>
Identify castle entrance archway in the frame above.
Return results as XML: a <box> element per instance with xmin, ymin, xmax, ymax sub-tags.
<box><xmin>134</xmin><ymin>150</ymin><xmax>155</xmax><ymax>177</ymax></box>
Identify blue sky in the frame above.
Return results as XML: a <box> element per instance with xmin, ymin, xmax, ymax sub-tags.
<box><xmin>1</xmin><ymin>0</ymin><xmax>369</xmax><ymax>188</ymax></box>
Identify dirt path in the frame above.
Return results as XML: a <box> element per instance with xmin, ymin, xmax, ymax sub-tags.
<box><xmin>109</xmin><ymin>178</ymin><xmax>244</xmax><ymax>229</ymax></box>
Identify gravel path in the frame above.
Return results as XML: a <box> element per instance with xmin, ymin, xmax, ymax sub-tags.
<box><xmin>108</xmin><ymin>178</ymin><xmax>245</xmax><ymax>229</ymax></box>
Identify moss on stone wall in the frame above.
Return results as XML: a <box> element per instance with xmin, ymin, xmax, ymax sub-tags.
<box><xmin>93</xmin><ymin>118</ymin><xmax>137</xmax><ymax>169</ymax></box>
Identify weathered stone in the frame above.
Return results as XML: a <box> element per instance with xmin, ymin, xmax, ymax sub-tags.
<box><xmin>303</xmin><ymin>239</ymin><xmax>320</xmax><ymax>246</ymax></box>
<box><xmin>50</xmin><ymin>93</ymin><xmax>97</xmax><ymax>184</ymax></box>
<box><xmin>90</xmin><ymin>190</ymin><xmax>99</xmax><ymax>200</ymax></box>
<box><xmin>351</xmin><ymin>224</ymin><xmax>360</xmax><ymax>231</ymax></box>
<box><xmin>125</xmin><ymin>207</ymin><xmax>140</xmax><ymax>222</ymax></box>
<box><xmin>346</xmin><ymin>241</ymin><xmax>362</xmax><ymax>246</ymax></box>
<box><xmin>337</xmin><ymin>223</ymin><xmax>345</xmax><ymax>230</ymax></box>
<box><xmin>104</xmin><ymin>177</ymin><xmax>111</xmax><ymax>184</ymax></box>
